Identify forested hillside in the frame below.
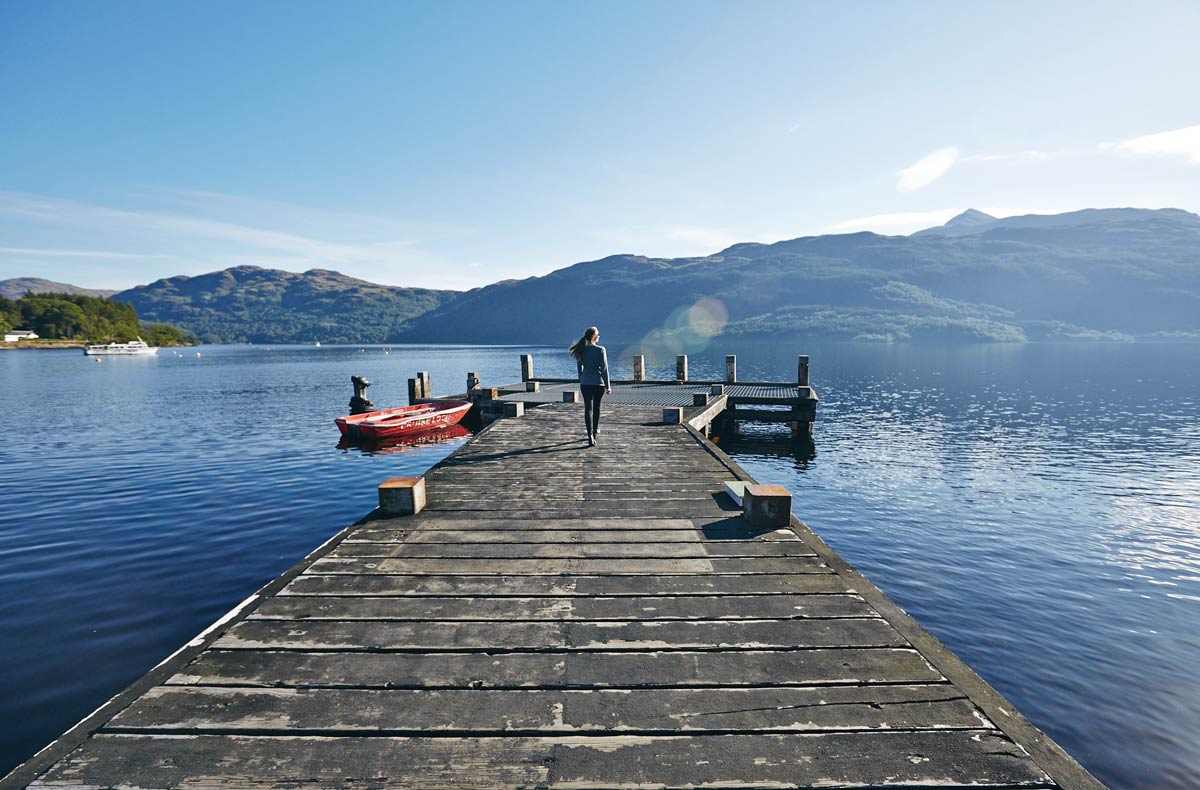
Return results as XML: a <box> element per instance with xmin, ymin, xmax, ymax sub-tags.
<box><xmin>115</xmin><ymin>266</ymin><xmax>459</xmax><ymax>344</ymax></box>
<box><xmin>0</xmin><ymin>293</ymin><xmax>194</xmax><ymax>345</ymax></box>
<box><xmin>395</xmin><ymin>208</ymin><xmax>1200</xmax><ymax>344</ymax></box>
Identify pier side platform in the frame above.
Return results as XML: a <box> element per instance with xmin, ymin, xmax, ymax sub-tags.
<box><xmin>5</xmin><ymin>404</ymin><xmax>1101</xmax><ymax>789</ymax></box>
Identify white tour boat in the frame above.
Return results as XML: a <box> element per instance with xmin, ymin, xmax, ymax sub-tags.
<box><xmin>83</xmin><ymin>337</ymin><xmax>159</xmax><ymax>356</ymax></box>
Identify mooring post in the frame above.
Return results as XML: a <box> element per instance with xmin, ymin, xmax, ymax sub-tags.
<box><xmin>676</xmin><ymin>355</ymin><xmax>688</xmax><ymax>382</ymax></box>
<box><xmin>520</xmin><ymin>354</ymin><xmax>534</xmax><ymax>382</ymax></box>
<box><xmin>421</xmin><ymin>371</ymin><xmax>431</xmax><ymax>399</ymax></box>
<box><xmin>633</xmin><ymin>354</ymin><xmax>645</xmax><ymax>382</ymax></box>
<box><xmin>726</xmin><ymin>355</ymin><xmax>737</xmax><ymax>383</ymax></box>
<box><xmin>349</xmin><ymin>375</ymin><xmax>375</xmax><ymax>414</ymax></box>
<box><xmin>797</xmin><ymin>355</ymin><xmax>810</xmax><ymax>386</ymax></box>
<box><xmin>467</xmin><ymin>371</ymin><xmax>480</xmax><ymax>391</ymax></box>
<box><xmin>407</xmin><ymin>378</ymin><xmax>420</xmax><ymax>405</ymax></box>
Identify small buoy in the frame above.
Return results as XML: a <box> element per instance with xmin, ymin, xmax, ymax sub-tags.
<box><xmin>94</xmin><ymin>357</ymin><xmax>102</xmax><ymax>363</ymax></box>
<box><xmin>195</xmin><ymin>352</ymin><xmax>201</xmax><ymax>358</ymax></box>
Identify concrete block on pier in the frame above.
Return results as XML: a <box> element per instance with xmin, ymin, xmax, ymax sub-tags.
<box><xmin>378</xmin><ymin>476</ymin><xmax>426</xmax><ymax>516</ymax></box>
<box><xmin>693</xmin><ymin>392</ymin><xmax>710</xmax><ymax>406</ymax></box>
<box><xmin>710</xmin><ymin>383</ymin><xmax>725</xmax><ymax>396</ymax></box>
<box><xmin>525</xmin><ymin>381</ymin><xmax>540</xmax><ymax>392</ymax></box>
<box><xmin>563</xmin><ymin>391</ymin><xmax>580</xmax><ymax>403</ymax></box>
<box><xmin>663</xmin><ymin>407</ymin><xmax>684</xmax><ymax>424</ymax></box>
<box><xmin>743</xmin><ymin>484</ymin><xmax>791</xmax><ymax>528</ymax></box>
<box><xmin>468</xmin><ymin>387</ymin><xmax>499</xmax><ymax>404</ymax></box>
<box><xmin>503</xmin><ymin>401</ymin><xmax>525</xmax><ymax>418</ymax></box>
<box><xmin>724</xmin><ymin>480</ymin><xmax>747</xmax><ymax>506</ymax></box>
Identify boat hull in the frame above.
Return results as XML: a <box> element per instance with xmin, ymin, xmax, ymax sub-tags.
<box><xmin>336</xmin><ymin>401</ymin><xmax>472</xmax><ymax>441</ymax></box>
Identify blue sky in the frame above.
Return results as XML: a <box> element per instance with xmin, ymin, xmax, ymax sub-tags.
<box><xmin>2</xmin><ymin>1</ymin><xmax>1199</xmax><ymax>290</ymax></box>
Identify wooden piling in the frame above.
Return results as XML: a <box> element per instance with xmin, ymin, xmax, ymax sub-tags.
<box><xmin>797</xmin><ymin>355</ymin><xmax>810</xmax><ymax>387</ymax></box>
<box><xmin>726</xmin><ymin>355</ymin><xmax>737</xmax><ymax>382</ymax></box>
<box><xmin>407</xmin><ymin>378</ymin><xmax>420</xmax><ymax>405</ymax></box>
<box><xmin>633</xmin><ymin>355</ymin><xmax>645</xmax><ymax>382</ymax></box>
<box><xmin>676</xmin><ymin>355</ymin><xmax>688</xmax><ymax>382</ymax></box>
<box><xmin>467</xmin><ymin>372</ymin><xmax>480</xmax><ymax>391</ymax></box>
<box><xmin>520</xmin><ymin>354</ymin><xmax>534</xmax><ymax>382</ymax></box>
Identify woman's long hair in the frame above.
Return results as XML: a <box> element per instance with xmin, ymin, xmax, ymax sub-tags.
<box><xmin>568</xmin><ymin>326</ymin><xmax>598</xmax><ymax>363</ymax></box>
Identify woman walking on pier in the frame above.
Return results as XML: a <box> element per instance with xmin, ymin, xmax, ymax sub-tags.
<box><xmin>569</xmin><ymin>326</ymin><xmax>610</xmax><ymax>446</ymax></box>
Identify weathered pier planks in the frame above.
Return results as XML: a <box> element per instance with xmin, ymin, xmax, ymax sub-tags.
<box><xmin>4</xmin><ymin>403</ymin><xmax>1102</xmax><ymax>789</ymax></box>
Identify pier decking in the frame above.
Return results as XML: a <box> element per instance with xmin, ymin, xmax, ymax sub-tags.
<box><xmin>5</xmin><ymin>403</ymin><xmax>1101</xmax><ymax>788</ymax></box>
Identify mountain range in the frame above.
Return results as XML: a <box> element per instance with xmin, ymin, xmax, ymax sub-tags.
<box><xmin>112</xmin><ymin>267</ymin><xmax>456</xmax><ymax>344</ymax></box>
<box><xmin>0</xmin><ymin>278</ymin><xmax>117</xmax><ymax>300</ymax></box>
<box><xmin>4</xmin><ymin>207</ymin><xmax>1198</xmax><ymax>344</ymax></box>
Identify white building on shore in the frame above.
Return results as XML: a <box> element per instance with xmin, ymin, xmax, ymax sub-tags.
<box><xmin>3</xmin><ymin>330</ymin><xmax>39</xmax><ymax>342</ymax></box>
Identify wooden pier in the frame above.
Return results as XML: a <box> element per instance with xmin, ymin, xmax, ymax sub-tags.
<box><xmin>421</xmin><ymin>353</ymin><xmax>820</xmax><ymax>440</ymax></box>
<box><xmin>4</xmin><ymin>392</ymin><xmax>1102</xmax><ymax>786</ymax></box>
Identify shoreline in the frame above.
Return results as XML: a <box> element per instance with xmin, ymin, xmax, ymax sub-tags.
<box><xmin>0</xmin><ymin>341</ymin><xmax>86</xmax><ymax>350</ymax></box>
<box><xmin>1</xmin><ymin>341</ymin><xmax>196</xmax><ymax>350</ymax></box>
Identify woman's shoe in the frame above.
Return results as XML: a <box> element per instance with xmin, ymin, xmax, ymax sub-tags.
<box><xmin>588</xmin><ymin>434</ymin><xmax>596</xmax><ymax>447</ymax></box>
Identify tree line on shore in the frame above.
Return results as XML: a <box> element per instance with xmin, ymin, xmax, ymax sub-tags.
<box><xmin>0</xmin><ymin>292</ymin><xmax>195</xmax><ymax>346</ymax></box>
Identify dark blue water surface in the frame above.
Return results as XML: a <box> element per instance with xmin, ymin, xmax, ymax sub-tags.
<box><xmin>1</xmin><ymin>342</ymin><xmax>1197</xmax><ymax>788</ymax></box>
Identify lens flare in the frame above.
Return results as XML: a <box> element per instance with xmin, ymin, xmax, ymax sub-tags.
<box><xmin>688</xmin><ymin>298</ymin><xmax>728</xmax><ymax>338</ymax></box>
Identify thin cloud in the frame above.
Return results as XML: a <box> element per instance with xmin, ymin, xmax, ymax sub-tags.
<box><xmin>0</xmin><ymin>190</ymin><xmax>481</xmax><ymax>289</ymax></box>
<box><xmin>827</xmin><ymin>209</ymin><xmax>961</xmax><ymax>234</ymax></box>
<box><xmin>1105</xmin><ymin>124</ymin><xmax>1200</xmax><ymax>165</ymax></box>
<box><xmin>895</xmin><ymin>146</ymin><xmax>1069</xmax><ymax>193</ymax></box>
<box><xmin>896</xmin><ymin>147</ymin><xmax>960</xmax><ymax>192</ymax></box>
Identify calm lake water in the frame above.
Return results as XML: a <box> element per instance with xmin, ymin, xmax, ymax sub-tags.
<box><xmin>1</xmin><ymin>342</ymin><xmax>1197</xmax><ymax>787</ymax></box>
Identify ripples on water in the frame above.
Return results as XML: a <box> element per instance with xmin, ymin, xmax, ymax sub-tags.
<box><xmin>1</xmin><ymin>342</ymin><xmax>1197</xmax><ymax>787</ymax></box>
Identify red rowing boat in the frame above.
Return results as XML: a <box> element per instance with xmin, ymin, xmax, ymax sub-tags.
<box><xmin>336</xmin><ymin>400</ymin><xmax>472</xmax><ymax>441</ymax></box>
<box><xmin>338</xmin><ymin>424</ymin><xmax>472</xmax><ymax>454</ymax></box>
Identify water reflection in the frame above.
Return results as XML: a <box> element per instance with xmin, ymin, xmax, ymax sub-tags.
<box><xmin>338</xmin><ymin>424</ymin><xmax>473</xmax><ymax>455</ymax></box>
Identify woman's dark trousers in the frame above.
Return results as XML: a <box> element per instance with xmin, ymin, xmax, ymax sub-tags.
<box><xmin>581</xmin><ymin>385</ymin><xmax>605</xmax><ymax>436</ymax></box>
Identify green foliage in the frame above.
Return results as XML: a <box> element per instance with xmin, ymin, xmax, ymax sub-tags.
<box><xmin>141</xmin><ymin>322</ymin><xmax>198</xmax><ymax>346</ymax></box>
<box><xmin>2</xmin><ymin>292</ymin><xmax>193</xmax><ymax>344</ymax></box>
<box><xmin>116</xmin><ymin>266</ymin><xmax>458</xmax><ymax>344</ymax></box>
<box><xmin>0</xmin><ymin>295</ymin><xmax>18</xmax><ymax>334</ymax></box>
